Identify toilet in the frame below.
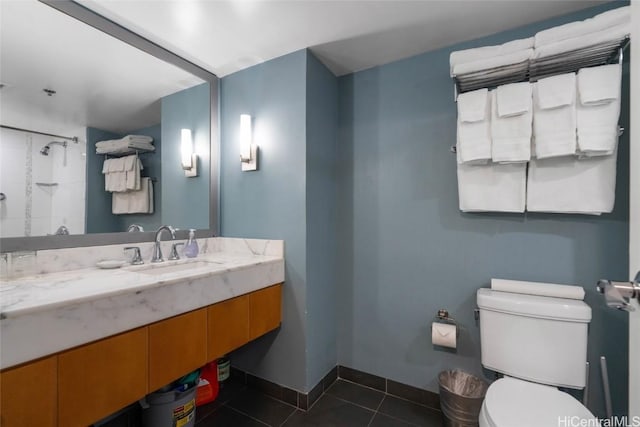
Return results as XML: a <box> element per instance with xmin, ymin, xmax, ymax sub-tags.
<box><xmin>476</xmin><ymin>288</ymin><xmax>600</xmax><ymax>427</ymax></box>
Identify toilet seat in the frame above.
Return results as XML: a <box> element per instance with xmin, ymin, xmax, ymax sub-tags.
<box><xmin>480</xmin><ymin>378</ymin><xmax>599</xmax><ymax>427</ymax></box>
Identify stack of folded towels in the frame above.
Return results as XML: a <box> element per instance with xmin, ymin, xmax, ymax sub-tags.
<box><xmin>96</xmin><ymin>135</ymin><xmax>155</xmax><ymax>155</ymax></box>
<box><xmin>101</xmin><ymin>154</ymin><xmax>154</xmax><ymax>214</ymax></box>
<box><xmin>450</xmin><ymin>37</ymin><xmax>533</xmax><ymax>77</ymax></box>
<box><xmin>454</xmin><ymin>63</ymin><xmax>621</xmax><ymax>215</ymax></box>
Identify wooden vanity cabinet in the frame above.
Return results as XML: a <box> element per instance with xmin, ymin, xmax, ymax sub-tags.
<box><xmin>0</xmin><ymin>356</ymin><xmax>57</xmax><ymax>427</ymax></box>
<box><xmin>148</xmin><ymin>308</ymin><xmax>208</xmax><ymax>391</ymax></box>
<box><xmin>207</xmin><ymin>295</ymin><xmax>250</xmax><ymax>360</ymax></box>
<box><xmin>249</xmin><ymin>284</ymin><xmax>282</xmax><ymax>340</ymax></box>
<box><xmin>57</xmin><ymin>327</ymin><xmax>148</xmax><ymax>427</ymax></box>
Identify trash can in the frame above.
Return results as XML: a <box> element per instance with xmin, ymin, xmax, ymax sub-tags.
<box><xmin>141</xmin><ymin>383</ymin><xmax>197</xmax><ymax>427</ymax></box>
<box><xmin>438</xmin><ymin>370</ymin><xmax>488</xmax><ymax>427</ymax></box>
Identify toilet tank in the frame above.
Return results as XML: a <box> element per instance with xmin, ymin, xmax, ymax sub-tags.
<box><xmin>476</xmin><ymin>288</ymin><xmax>592</xmax><ymax>389</ymax></box>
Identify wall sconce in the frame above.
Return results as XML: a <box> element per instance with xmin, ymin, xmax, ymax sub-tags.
<box><xmin>181</xmin><ymin>128</ymin><xmax>198</xmax><ymax>177</ymax></box>
<box><xmin>240</xmin><ymin>114</ymin><xmax>258</xmax><ymax>171</ymax></box>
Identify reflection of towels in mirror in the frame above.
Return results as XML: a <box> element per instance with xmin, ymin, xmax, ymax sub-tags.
<box><xmin>112</xmin><ymin>177</ymin><xmax>153</xmax><ymax>214</ymax></box>
<box><xmin>103</xmin><ymin>155</ymin><xmax>142</xmax><ymax>192</ymax></box>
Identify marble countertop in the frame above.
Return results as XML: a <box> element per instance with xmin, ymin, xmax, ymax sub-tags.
<box><xmin>0</xmin><ymin>238</ymin><xmax>285</xmax><ymax>369</ymax></box>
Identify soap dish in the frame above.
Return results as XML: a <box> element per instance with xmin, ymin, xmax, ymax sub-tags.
<box><xmin>96</xmin><ymin>260</ymin><xmax>126</xmax><ymax>269</ymax></box>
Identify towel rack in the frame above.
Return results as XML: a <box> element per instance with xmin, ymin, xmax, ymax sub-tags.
<box><xmin>453</xmin><ymin>37</ymin><xmax>630</xmax><ymax>99</ymax></box>
<box><xmin>99</xmin><ymin>147</ymin><xmax>154</xmax><ymax>157</ymax></box>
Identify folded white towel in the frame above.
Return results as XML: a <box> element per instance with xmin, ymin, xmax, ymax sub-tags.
<box><xmin>526</xmin><ymin>153</ymin><xmax>617</xmax><ymax>214</ymax></box>
<box><xmin>105</xmin><ymin>171</ymin><xmax>127</xmax><ymax>192</ymax></box>
<box><xmin>456</xmin><ymin>147</ymin><xmax>525</xmax><ymax>212</ymax></box>
<box><xmin>496</xmin><ymin>82</ymin><xmax>532</xmax><ymax>117</ymax></box>
<box><xmin>449</xmin><ymin>38</ymin><xmax>533</xmax><ymax>74</ymax></box>
<box><xmin>578</xmin><ymin>63</ymin><xmax>622</xmax><ymax>105</ymax></box>
<box><xmin>457</xmin><ymin>161</ymin><xmax>527</xmax><ymax>213</ymax></box>
<box><xmin>534</xmin><ymin>23</ymin><xmax>630</xmax><ymax>59</ymax></box>
<box><xmin>125</xmin><ymin>157</ymin><xmax>143</xmax><ymax>191</ymax></box>
<box><xmin>456</xmin><ymin>89</ymin><xmax>491</xmax><ymax>164</ymax></box>
<box><xmin>534</xmin><ymin>6</ymin><xmax>630</xmax><ymax>47</ymax></box>
<box><xmin>457</xmin><ymin>88</ymin><xmax>489</xmax><ymax>122</ymax></box>
<box><xmin>112</xmin><ymin>177</ymin><xmax>153</xmax><ymax>214</ymax></box>
<box><xmin>490</xmin><ymin>90</ymin><xmax>532</xmax><ymax>163</ymax></box>
<box><xmin>532</xmin><ymin>79</ymin><xmax>577</xmax><ymax>159</ymax></box>
<box><xmin>453</xmin><ymin>49</ymin><xmax>533</xmax><ymax>76</ymax></box>
<box><xmin>576</xmin><ymin>64</ymin><xmax>621</xmax><ymax>157</ymax></box>
<box><xmin>536</xmin><ymin>72</ymin><xmax>576</xmax><ymax>109</ymax></box>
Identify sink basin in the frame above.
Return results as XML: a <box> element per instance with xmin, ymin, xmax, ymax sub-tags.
<box><xmin>132</xmin><ymin>260</ymin><xmax>220</xmax><ymax>276</ymax></box>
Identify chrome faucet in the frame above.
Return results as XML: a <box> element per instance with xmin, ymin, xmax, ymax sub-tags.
<box><xmin>151</xmin><ymin>225</ymin><xmax>176</xmax><ymax>263</ymax></box>
<box><xmin>127</xmin><ymin>224</ymin><xmax>144</xmax><ymax>232</ymax></box>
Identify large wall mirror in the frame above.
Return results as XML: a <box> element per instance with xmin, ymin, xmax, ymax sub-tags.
<box><xmin>0</xmin><ymin>0</ymin><xmax>219</xmax><ymax>251</ymax></box>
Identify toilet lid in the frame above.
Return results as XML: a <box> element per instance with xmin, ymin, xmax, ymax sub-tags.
<box><xmin>484</xmin><ymin>378</ymin><xmax>599</xmax><ymax>427</ymax></box>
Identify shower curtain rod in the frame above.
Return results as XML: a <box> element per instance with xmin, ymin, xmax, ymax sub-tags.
<box><xmin>0</xmin><ymin>124</ymin><xmax>79</xmax><ymax>143</ymax></box>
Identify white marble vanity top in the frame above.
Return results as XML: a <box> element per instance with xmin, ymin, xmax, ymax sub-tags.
<box><xmin>0</xmin><ymin>237</ymin><xmax>284</xmax><ymax>369</ymax></box>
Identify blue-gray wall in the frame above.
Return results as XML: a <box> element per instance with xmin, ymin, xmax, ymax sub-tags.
<box><xmin>161</xmin><ymin>82</ymin><xmax>210</xmax><ymax>231</ymax></box>
<box><xmin>336</xmin><ymin>2</ymin><xmax>629</xmax><ymax>417</ymax></box>
<box><xmin>220</xmin><ymin>50</ymin><xmax>309</xmax><ymax>391</ymax></box>
<box><xmin>85</xmin><ymin>125</ymin><xmax>161</xmax><ymax>233</ymax></box>
<box><xmin>305</xmin><ymin>53</ymin><xmax>339</xmax><ymax>387</ymax></box>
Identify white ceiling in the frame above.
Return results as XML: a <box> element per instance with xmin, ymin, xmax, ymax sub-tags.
<box><xmin>81</xmin><ymin>0</ymin><xmax>608</xmax><ymax>77</ymax></box>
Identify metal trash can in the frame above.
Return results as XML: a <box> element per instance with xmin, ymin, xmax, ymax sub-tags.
<box><xmin>438</xmin><ymin>370</ymin><xmax>488</xmax><ymax>427</ymax></box>
<box><xmin>140</xmin><ymin>385</ymin><xmax>197</xmax><ymax>427</ymax></box>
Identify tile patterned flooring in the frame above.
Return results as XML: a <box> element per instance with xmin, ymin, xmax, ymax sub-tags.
<box><xmin>196</xmin><ymin>378</ymin><xmax>445</xmax><ymax>426</ymax></box>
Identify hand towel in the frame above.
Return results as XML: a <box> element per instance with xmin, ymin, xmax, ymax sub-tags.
<box><xmin>453</xmin><ymin>49</ymin><xmax>533</xmax><ymax>76</ymax></box>
<box><xmin>123</xmin><ymin>155</ymin><xmax>142</xmax><ymax>191</ymax></box>
<box><xmin>456</xmin><ymin>147</ymin><xmax>526</xmax><ymax>212</ymax></box>
<box><xmin>496</xmin><ymin>82</ymin><xmax>532</xmax><ymax>117</ymax></box>
<box><xmin>490</xmin><ymin>89</ymin><xmax>532</xmax><ymax>163</ymax></box>
<box><xmin>456</xmin><ymin>89</ymin><xmax>491</xmax><ymax>164</ymax></box>
<box><xmin>536</xmin><ymin>72</ymin><xmax>576</xmax><ymax>110</ymax></box>
<box><xmin>112</xmin><ymin>177</ymin><xmax>153</xmax><ymax>214</ymax></box>
<box><xmin>532</xmin><ymin>77</ymin><xmax>577</xmax><ymax>159</ymax></box>
<box><xmin>576</xmin><ymin>64</ymin><xmax>621</xmax><ymax>156</ymax></box>
<box><xmin>578</xmin><ymin>64</ymin><xmax>621</xmax><ymax>105</ymax></box>
<box><xmin>534</xmin><ymin>6</ymin><xmax>630</xmax><ymax>47</ymax></box>
<box><xmin>526</xmin><ymin>152</ymin><xmax>617</xmax><ymax>214</ymax></box>
<box><xmin>449</xmin><ymin>38</ymin><xmax>533</xmax><ymax>75</ymax></box>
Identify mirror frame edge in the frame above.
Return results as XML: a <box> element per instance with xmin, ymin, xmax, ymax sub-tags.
<box><xmin>0</xmin><ymin>0</ymin><xmax>220</xmax><ymax>252</ymax></box>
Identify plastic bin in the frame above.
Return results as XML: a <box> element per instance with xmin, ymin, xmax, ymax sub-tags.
<box><xmin>438</xmin><ymin>370</ymin><xmax>488</xmax><ymax>427</ymax></box>
<box><xmin>140</xmin><ymin>385</ymin><xmax>197</xmax><ymax>427</ymax></box>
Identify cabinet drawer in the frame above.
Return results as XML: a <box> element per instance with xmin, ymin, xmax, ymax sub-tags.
<box><xmin>249</xmin><ymin>284</ymin><xmax>282</xmax><ymax>340</ymax></box>
<box><xmin>148</xmin><ymin>308</ymin><xmax>207</xmax><ymax>391</ymax></box>
<box><xmin>0</xmin><ymin>356</ymin><xmax>57</xmax><ymax>427</ymax></box>
<box><xmin>207</xmin><ymin>295</ymin><xmax>250</xmax><ymax>360</ymax></box>
<box><xmin>58</xmin><ymin>327</ymin><xmax>148</xmax><ymax>427</ymax></box>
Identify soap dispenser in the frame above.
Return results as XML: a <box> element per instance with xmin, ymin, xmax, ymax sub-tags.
<box><xmin>184</xmin><ymin>229</ymin><xmax>199</xmax><ymax>258</ymax></box>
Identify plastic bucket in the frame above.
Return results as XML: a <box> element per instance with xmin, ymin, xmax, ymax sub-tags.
<box><xmin>438</xmin><ymin>370</ymin><xmax>488</xmax><ymax>427</ymax></box>
<box><xmin>141</xmin><ymin>385</ymin><xmax>197</xmax><ymax>427</ymax></box>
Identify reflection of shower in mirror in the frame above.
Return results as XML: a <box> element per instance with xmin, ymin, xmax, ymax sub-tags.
<box><xmin>40</xmin><ymin>140</ymin><xmax>67</xmax><ymax>156</ymax></box>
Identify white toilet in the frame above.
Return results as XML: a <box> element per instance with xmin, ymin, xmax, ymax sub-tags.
<box><xmin>476</xmin><ymin>288</ymin><xmax>600</xmax><ymax>427</ymax></box>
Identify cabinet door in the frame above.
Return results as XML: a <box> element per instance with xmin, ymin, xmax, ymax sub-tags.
<box><xmin>207</xmin><ymin>295</ymin><xmax>249</xmax><ymax>360</ymax></box>
<box><xmin>249</xmin><ymin>284</ymin><xmax>282</xmax><ymax>340</ymax></box>
<box><xmin>58</xmin><ymin>327</ymin><xmax>148</xmax><ymax>427</ymax></box>
<box><xmin>0</xmin><ymin>356</ymin><xmax>57</xmax><ymax>427</ymax></box>
<box><xmin>148</xmin><ymin>308</ymin><xmax>207</xmax><ymax>391</ymax></box>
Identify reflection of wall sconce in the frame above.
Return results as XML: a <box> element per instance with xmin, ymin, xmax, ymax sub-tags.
<box><xmin>240</xmin><ymin>114</ymin><xmax>258</xmax><ymax>171</ymax></box>
<box><xmin>181</xmin><ymin>128</ymin><xmax>197</xmax><ymax>177</ymax></box>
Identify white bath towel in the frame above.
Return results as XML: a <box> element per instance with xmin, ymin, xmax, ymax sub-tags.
<box><xmin>453</xmin><ymin>49</ymin><xmax>533</xmax><ymax>76</ymax></box>
<box><xmin>102</xmin><ymin>158</ymin><xmax>128</xmax><ymax>192</ymax></box>
<box><xmin>456</xmin><ymin>147</ymin><xmax>526</xmax><ymax>212</ymax></box>
<box><xmin>112</xmin><ymin>177</ymin><xmax>153</xmax><ymax>214</ymax></box>
<box><xmin>534</xmin><ymin>6</ymin><xmax>630</xmax><ymax>47</ymax></box>
<box><xmin>457</xmin><ymin>89</ymin><xmax>491</xmax><ymax>164</ymax></box>
<box><xmin>534</xmin><ymin>23</ymin><xmax>630</xmax><ymax>59</ymax></box>
<box><xmin>532</xmin><ymin>77</ymin><xmax>577</xmax><ymax>159</ymax></box>
<box><xmin>490</xmin><ymin>89</ymin><xmax>532</xmax><ymax>163</ymax></box>
<box><xmin>449</xmin><ymin>37</ymin><xmax>534</xmax><ymax>74</ymax></box>
<box><xmin>526</xmin><ymin>153</ymin><xmax>617</xmax><ymax>214</ymax></box>
<box><xmin>576</xmin><ymin>64</ymin><xmax>621</xmax><ymax>156</ymax></box>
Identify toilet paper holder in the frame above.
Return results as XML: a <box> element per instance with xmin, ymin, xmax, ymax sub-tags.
<box><xmin>434</xmin><ymin>309</ymin><xmax>459</xmax><ymax>337</ymax></box>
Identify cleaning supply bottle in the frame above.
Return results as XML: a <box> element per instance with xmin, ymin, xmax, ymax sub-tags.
<box><xmin>184</xmin><ymin>229</ymin><xmax>199</xmax><ymax>258</ymax></box>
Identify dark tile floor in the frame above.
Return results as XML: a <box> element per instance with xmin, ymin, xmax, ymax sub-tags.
<box><xmin>196</xmin><ymin>378</ymin><xmax>444</xmax><ymax>427</ymax></box>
